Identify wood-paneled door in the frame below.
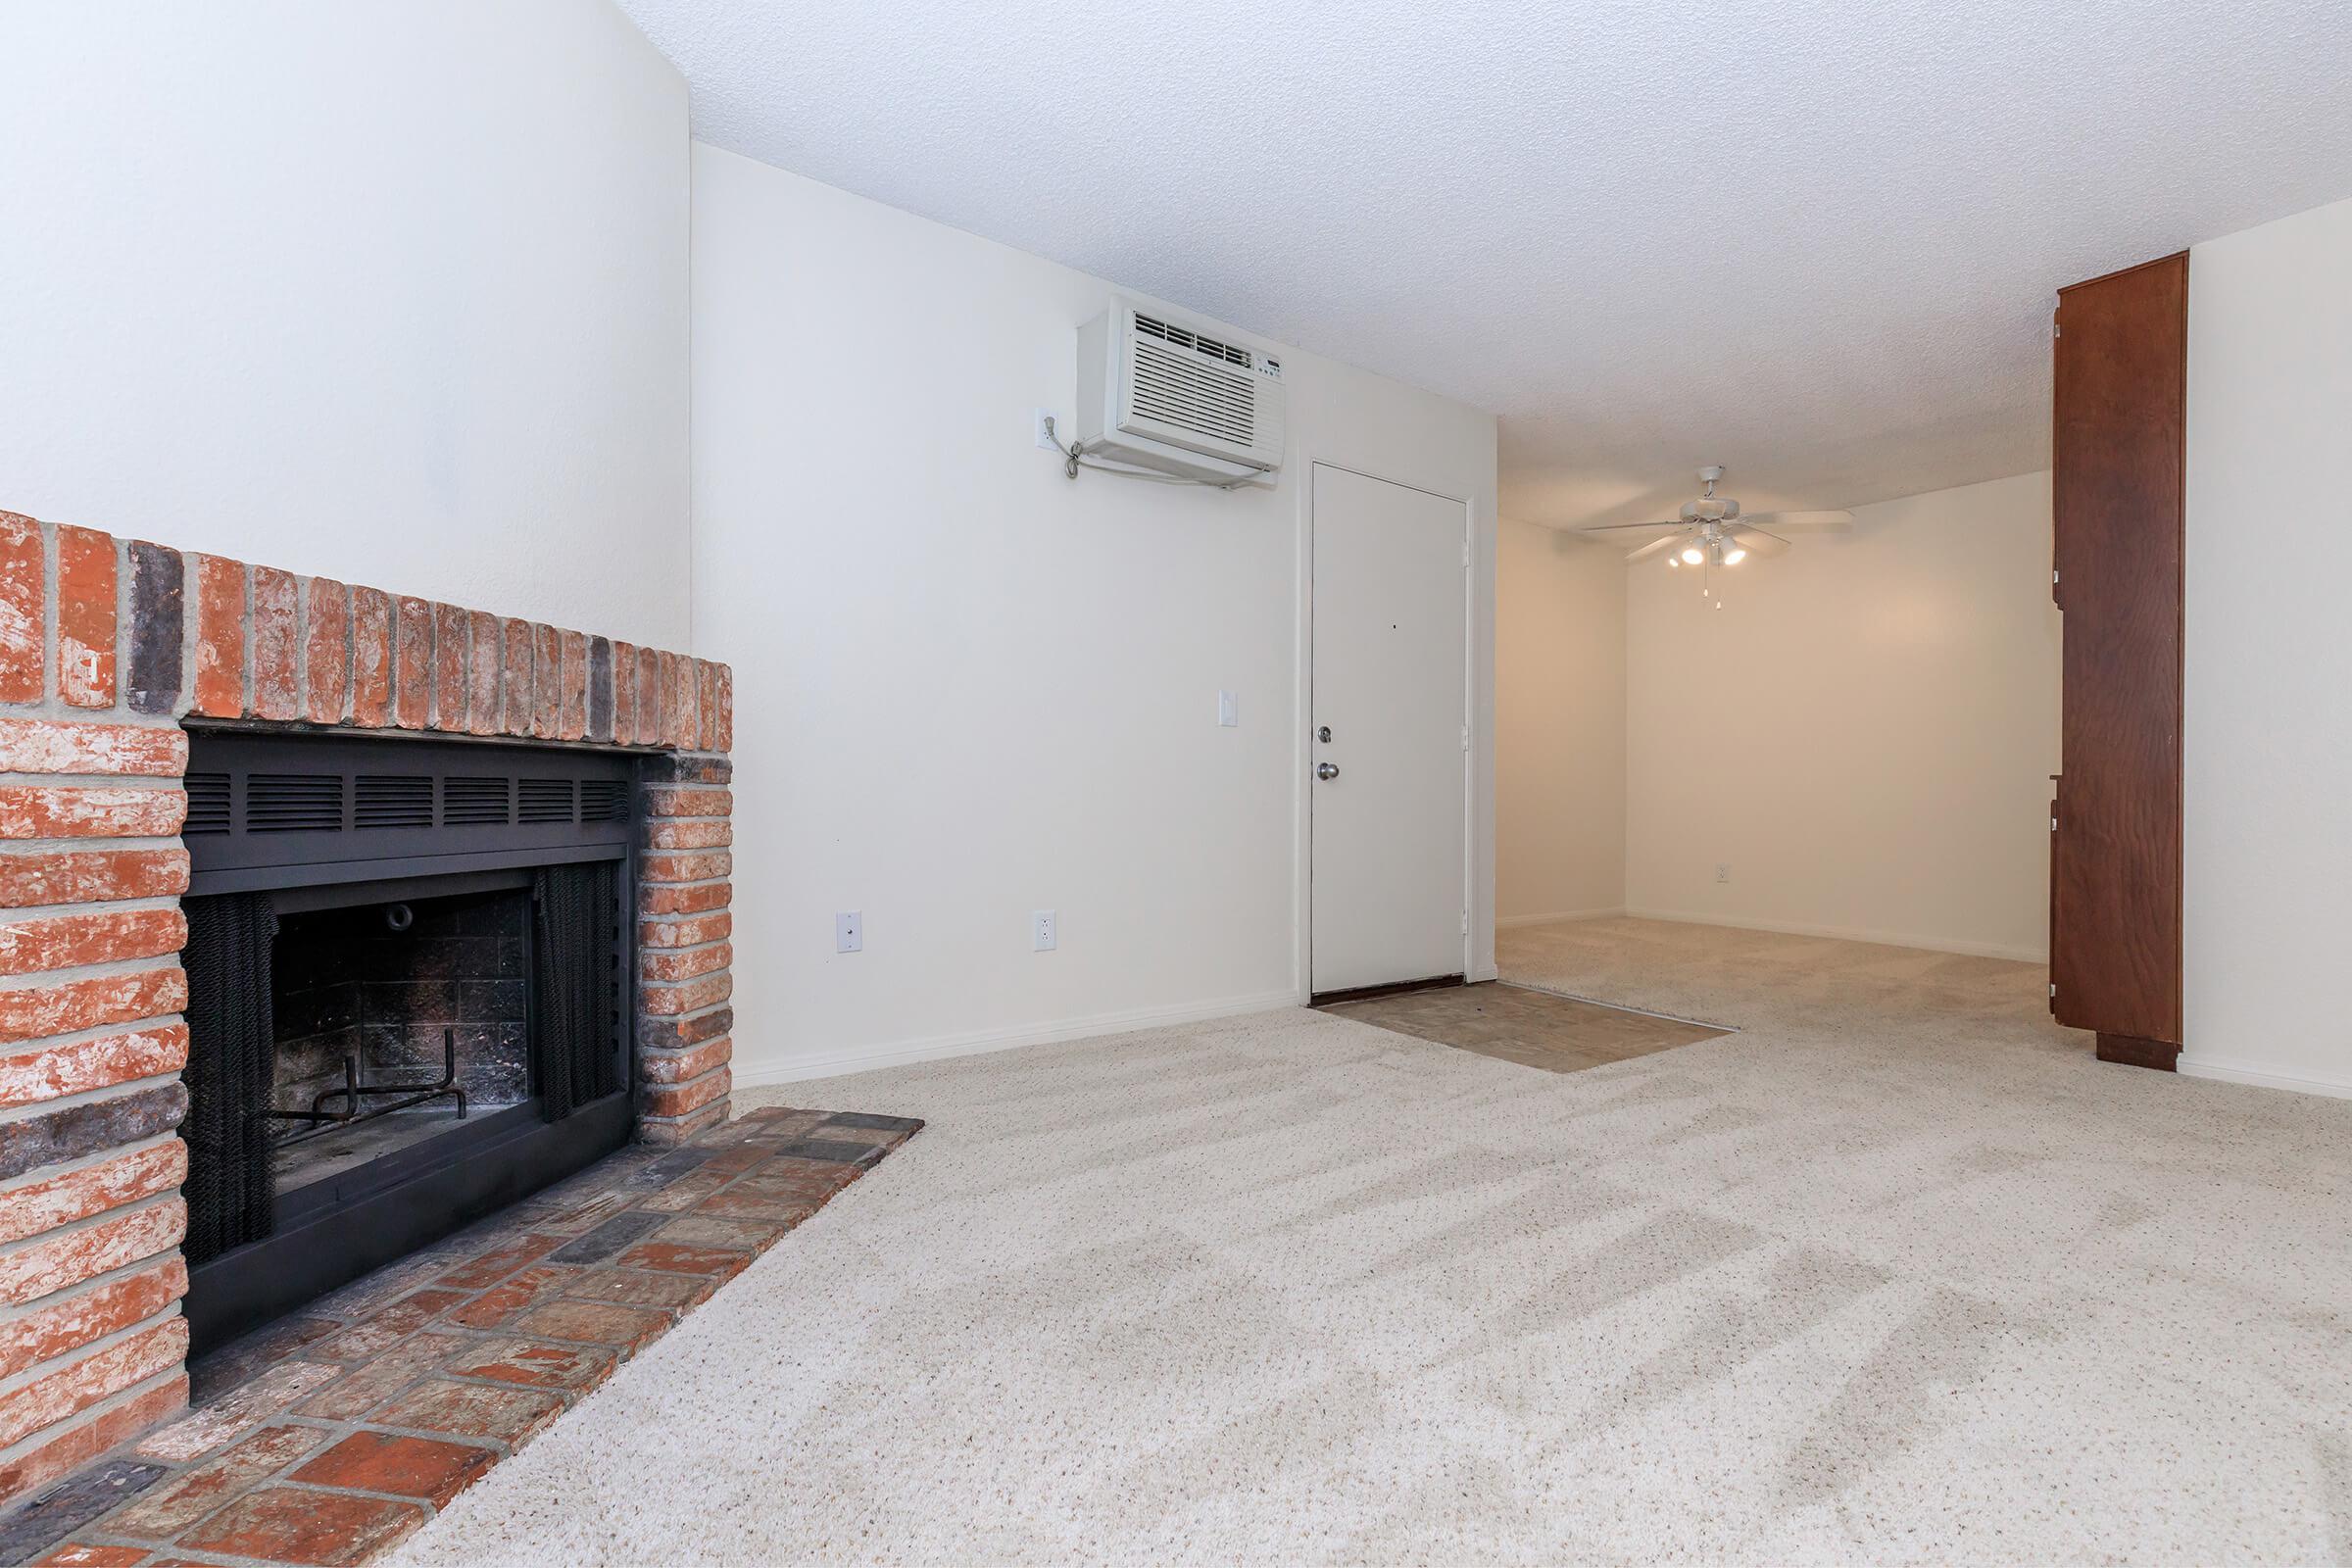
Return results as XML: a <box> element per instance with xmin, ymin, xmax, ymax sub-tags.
<box><xmin>2049</xmin><ymin>252</ymin><xmax>2186</xmax><ymax>1068</ymax></box>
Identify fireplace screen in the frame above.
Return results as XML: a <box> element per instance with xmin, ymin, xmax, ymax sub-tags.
<box><xmin>180</xmin><ymin>893</ymin><xmax>277</xmax><ymax>1264</ymax></box>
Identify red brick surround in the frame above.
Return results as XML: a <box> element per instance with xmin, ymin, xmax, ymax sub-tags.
<box><xmin>0</xmin><ymin>509</ymin><xmax>734</xmax><ymax>1504</ymax></box>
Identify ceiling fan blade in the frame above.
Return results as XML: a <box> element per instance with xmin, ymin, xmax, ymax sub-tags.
<box><xmin>1574</xmin><ymin>518</ymin><xmax>1686</xmax><ymax>533</ymax></box>
<box><xmin>1624</xmin><ymin>534</ymin><xmax>1682</xmax><ymax>564</ymax></box>
<box><xmin>1739</xmin><ymin>510</ymin><xmax>1852</xmax><ymax>532</ymax></box>
<box><xmin>1729</xmin><ymin>528</ymin><xmax>1790</xmax><ymax>557</ymax></box>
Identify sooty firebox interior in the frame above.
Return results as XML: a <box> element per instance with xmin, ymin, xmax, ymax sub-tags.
<box><xmin>269</xmin><ymin>887</ymin><xmax>530</xmax><ymax>1194</ymax></box>
<box><xmin>177</xmin><ymin>730</ymin><xmax>637</xmax><ymax>1352</ymax></box>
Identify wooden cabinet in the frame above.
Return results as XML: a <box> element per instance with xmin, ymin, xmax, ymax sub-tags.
<box><xmin>2048</xmin><ymin>253</ymin><xmax>2186</xmax><ymax>1069</ymax></box>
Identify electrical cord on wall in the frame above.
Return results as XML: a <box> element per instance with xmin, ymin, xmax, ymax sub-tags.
<box><xmin>1041</xmin><ymin>416</ymin><xmax>1255</xmax><ymax>490</ymax></box>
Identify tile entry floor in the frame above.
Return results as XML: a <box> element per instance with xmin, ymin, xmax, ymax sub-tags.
<box><xmin>0</xmin><ymin>1104</ymin><xmax>921</xmax><ymax>1568</ymax></box>
<box><xmin>1315</xmin><ymin>979</ymin><xmax>1730</xmax><ymax>1072</ymax></box>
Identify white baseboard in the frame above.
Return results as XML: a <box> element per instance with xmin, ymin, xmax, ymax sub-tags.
<box><xmin>2177</xmin><ymin>1054</ymin><xmax>2352</xmax><ymax>1101</ymax></box>
<box><xmin>1621</xmin><ymin>906</ymin><xmax>2047</xmax><ymax>964</ymax></box>
<box><xmin>729</xmin><ymin>988</ymin><xmax>1305</xmax><ymax>1088</ymax></box>
<box><xmin>1495</xmin><ymin>906</ymin><xmax>1625</xmax><ymax>930</ymax></box>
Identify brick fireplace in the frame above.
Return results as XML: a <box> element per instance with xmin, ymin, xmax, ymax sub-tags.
<box><xmin>0</xmin><ymin>510</ymin><xmax>734</xmax><ymax>1504</ymax></box>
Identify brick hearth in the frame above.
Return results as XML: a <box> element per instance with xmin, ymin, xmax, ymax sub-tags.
<box><xmin>0</xmin><ymin>509</ymin><xmax>736</xmax><ymax>1505</ymax></box>
<box><xmin>0</xmin><ymin>1105</ymin><xmax>921</xmax><ymax>1565</ymax></box>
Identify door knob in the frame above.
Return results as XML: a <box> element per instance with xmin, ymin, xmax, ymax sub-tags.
<box><xmin>1316</xmin><ymin>762</ymin><xmax>1340</xmax><ymax>781</ymax></box>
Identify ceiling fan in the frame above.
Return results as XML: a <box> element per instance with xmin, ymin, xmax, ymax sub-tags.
<box><xmin>1578</xmin><ymin>466</ymin><xmax>1851</xmax><ymax>606</ymax></box>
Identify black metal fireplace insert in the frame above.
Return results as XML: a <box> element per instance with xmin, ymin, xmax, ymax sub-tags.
<box><xmin>177</xmin><ymin>728</ymin><xmax>638</xmax><ymax>1351</ymax></box>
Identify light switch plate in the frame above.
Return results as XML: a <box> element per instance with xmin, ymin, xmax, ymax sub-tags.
<box><xmin>1217</xmin><ymin>691</ymin><xmax>1238</xmax><ymax>727</ymax></box>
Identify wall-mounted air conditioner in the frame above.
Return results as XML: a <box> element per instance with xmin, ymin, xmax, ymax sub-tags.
<box><xmin>1075</xmin><ymin>299</ymin><xmax>1286</xmax><ymax>485</ymax></box>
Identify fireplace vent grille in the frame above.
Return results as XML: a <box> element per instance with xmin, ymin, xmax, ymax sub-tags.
<box><xmin>580</xmin><ymin>780</ymin><xmax>630</xmax><ymax>823</ymax></box>
<box><xmin>185</xmin><ymin>772</ymin><xmax>232</xmax><ymax>836</ymax></box>
<box><xmin>182</xmin><ymin>733</ymin><xmax>637</xmax><ymax>890</ymax></box>
<box><xmin>356</xmin><ymin>775</ymin><xmax>434</xmax><ymax>828</ymax></box>
<box><xmin>518</xmin><ymin>778</ymin><xmax>575</xmax><ymax>824</ymax></box>
<box><xmin>444</xmin><ymin>776</ymin><xmax>514</xmax><ymax>825</ymax></box>
<box><xmin>249</xmin><ymin>774</ymin><xmax>344</xmax><ymax>833</ymax></box>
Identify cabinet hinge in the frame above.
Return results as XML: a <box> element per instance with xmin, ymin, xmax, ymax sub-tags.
<box><xmin>1460</xmin><ymin>725</ymin><xmax>1470</xmax><ymax>752</ymax></box>
<box><xmin>1461</xmin><ymin>541</ymin><xmax>1470</xmax><ymax>568</ymax></box>
<box><xmin>2048</xmin><ymin>982</ymin><xmax>2058</xmax><ymax>999</ymax></box>
<box><xmin>2051</xmin><ymin>568</ymin><xmax>2060</xmax><ymax>585</ymax></box>
<box><xmin>1461</xmin><ymin>910</ymin><xmax>1470</xmax><ymax>936</ymax></box>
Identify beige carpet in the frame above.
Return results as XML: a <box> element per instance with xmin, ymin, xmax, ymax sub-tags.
<box><xmin>389</xmin><ymin>918</ymin><xmax>2352</xmax><ymax>1565</ymax></box>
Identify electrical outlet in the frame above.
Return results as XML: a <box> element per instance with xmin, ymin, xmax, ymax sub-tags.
<box><xmin>1032</xmin><ymin>909</ymin><xmax>1057</xmax><ymax>952</ymax></box>
<box><xmin>1034</xmin><ymin>408</ymin><xmax>1065</xmax><ymax>452</ymax></box>
<box><xmin>835</xmin><ymin>911</ymin><xmax>862</xmax><ymax>953</ymax></box>
<box><xmin>1715</xmin><ymin>863</ymin><xmax>1731</xmax><ymax>884</ymax></box>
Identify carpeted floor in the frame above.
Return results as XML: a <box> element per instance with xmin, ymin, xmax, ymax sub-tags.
<box><xmin>388</xmin><ymin>918</ymin><xmax>2352</xmax><ymax>1566</ymax></box>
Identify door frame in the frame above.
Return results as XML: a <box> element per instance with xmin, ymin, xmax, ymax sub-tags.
<box><xmin>1293</xmin><ymin>457</ymin><xmax>1476</xmax><ymax>1004</ymax></box>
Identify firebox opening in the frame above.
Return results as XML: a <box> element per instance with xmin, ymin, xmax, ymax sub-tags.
<box><xmin>270</xmin><ymin>886</ymin><xmax>531</xmax><ymax>1201</ymax></box>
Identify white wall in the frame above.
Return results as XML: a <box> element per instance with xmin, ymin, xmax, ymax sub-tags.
<box><xmin>1623</xmin><ymin>470</ymin><xmax>2061</xmax><ymax>959</ymax></box>
<box><xmin>690</xmin><ymin>144</ymin><xmax>1497</xmax><ymax>1080</ymax></box>
<box><xmin>2181</xmin><ymin>194</ymin><xmax>2352</xmax><ymax>1098</ymax></box>
<box><xmin>1496</xmin><ymin>520</ymin><xmax>1625</xmax><ymax>923</ymax></box>
<box><xmin>0</xmin><ymin>2</ymin><xmax>691</xmax><ymax>649</ymax></box>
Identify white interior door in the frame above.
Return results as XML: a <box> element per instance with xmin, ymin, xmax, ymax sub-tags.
<box><xmin>1310</xmin><ymin>463</ymin><xmax>1469</xmax><ymax>995</ymax></box>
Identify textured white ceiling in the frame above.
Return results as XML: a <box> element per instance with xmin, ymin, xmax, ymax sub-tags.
<box><xmin>618</xmin><ymin>0</ymin><xmax>2352</xmax><ymax>527</ymax></box>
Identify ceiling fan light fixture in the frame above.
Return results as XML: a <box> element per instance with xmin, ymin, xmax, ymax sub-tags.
<box><xmin>1579</xmin><ymin>466</ymin><xmax>1850</xmax><ymax>593</ymax></box>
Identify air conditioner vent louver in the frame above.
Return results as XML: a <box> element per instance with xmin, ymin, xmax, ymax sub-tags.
<box><xmin>443</xmin><ymin>776</ymin><xmax>513</xmax><ymax>826</ymax></box>
<box><xmin>579</xmin><ymin>780</ymin><xmax>630</xmax><ymax>823</ymax></box>
<box><xmin>518</xmin><ymin>778</ymin><xmax>575</xmax><ymax>824</ymax></box>
<box><xmin>1131</xmin><ymin>341</ymin><xmax>1257</xmax><ymax>446</ymax></box>
<box><xmin>1132</xmin><ymin>311</ymin><xmax>1254</xmax><ymax>368</ymax></box>
<box><xmin>355</xmin><ymin>775</ymin><xmax>433</xmax><ymax>829</ymax></box>
<box><xmin>183</xmin><ymin>773</ymin><xmax>231</xmax><ymax>836</ymax></box>
<box><xmin>247</xmin><ymin>774</ymin><xmax>343</xmax><ymax>833</ymax></box>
